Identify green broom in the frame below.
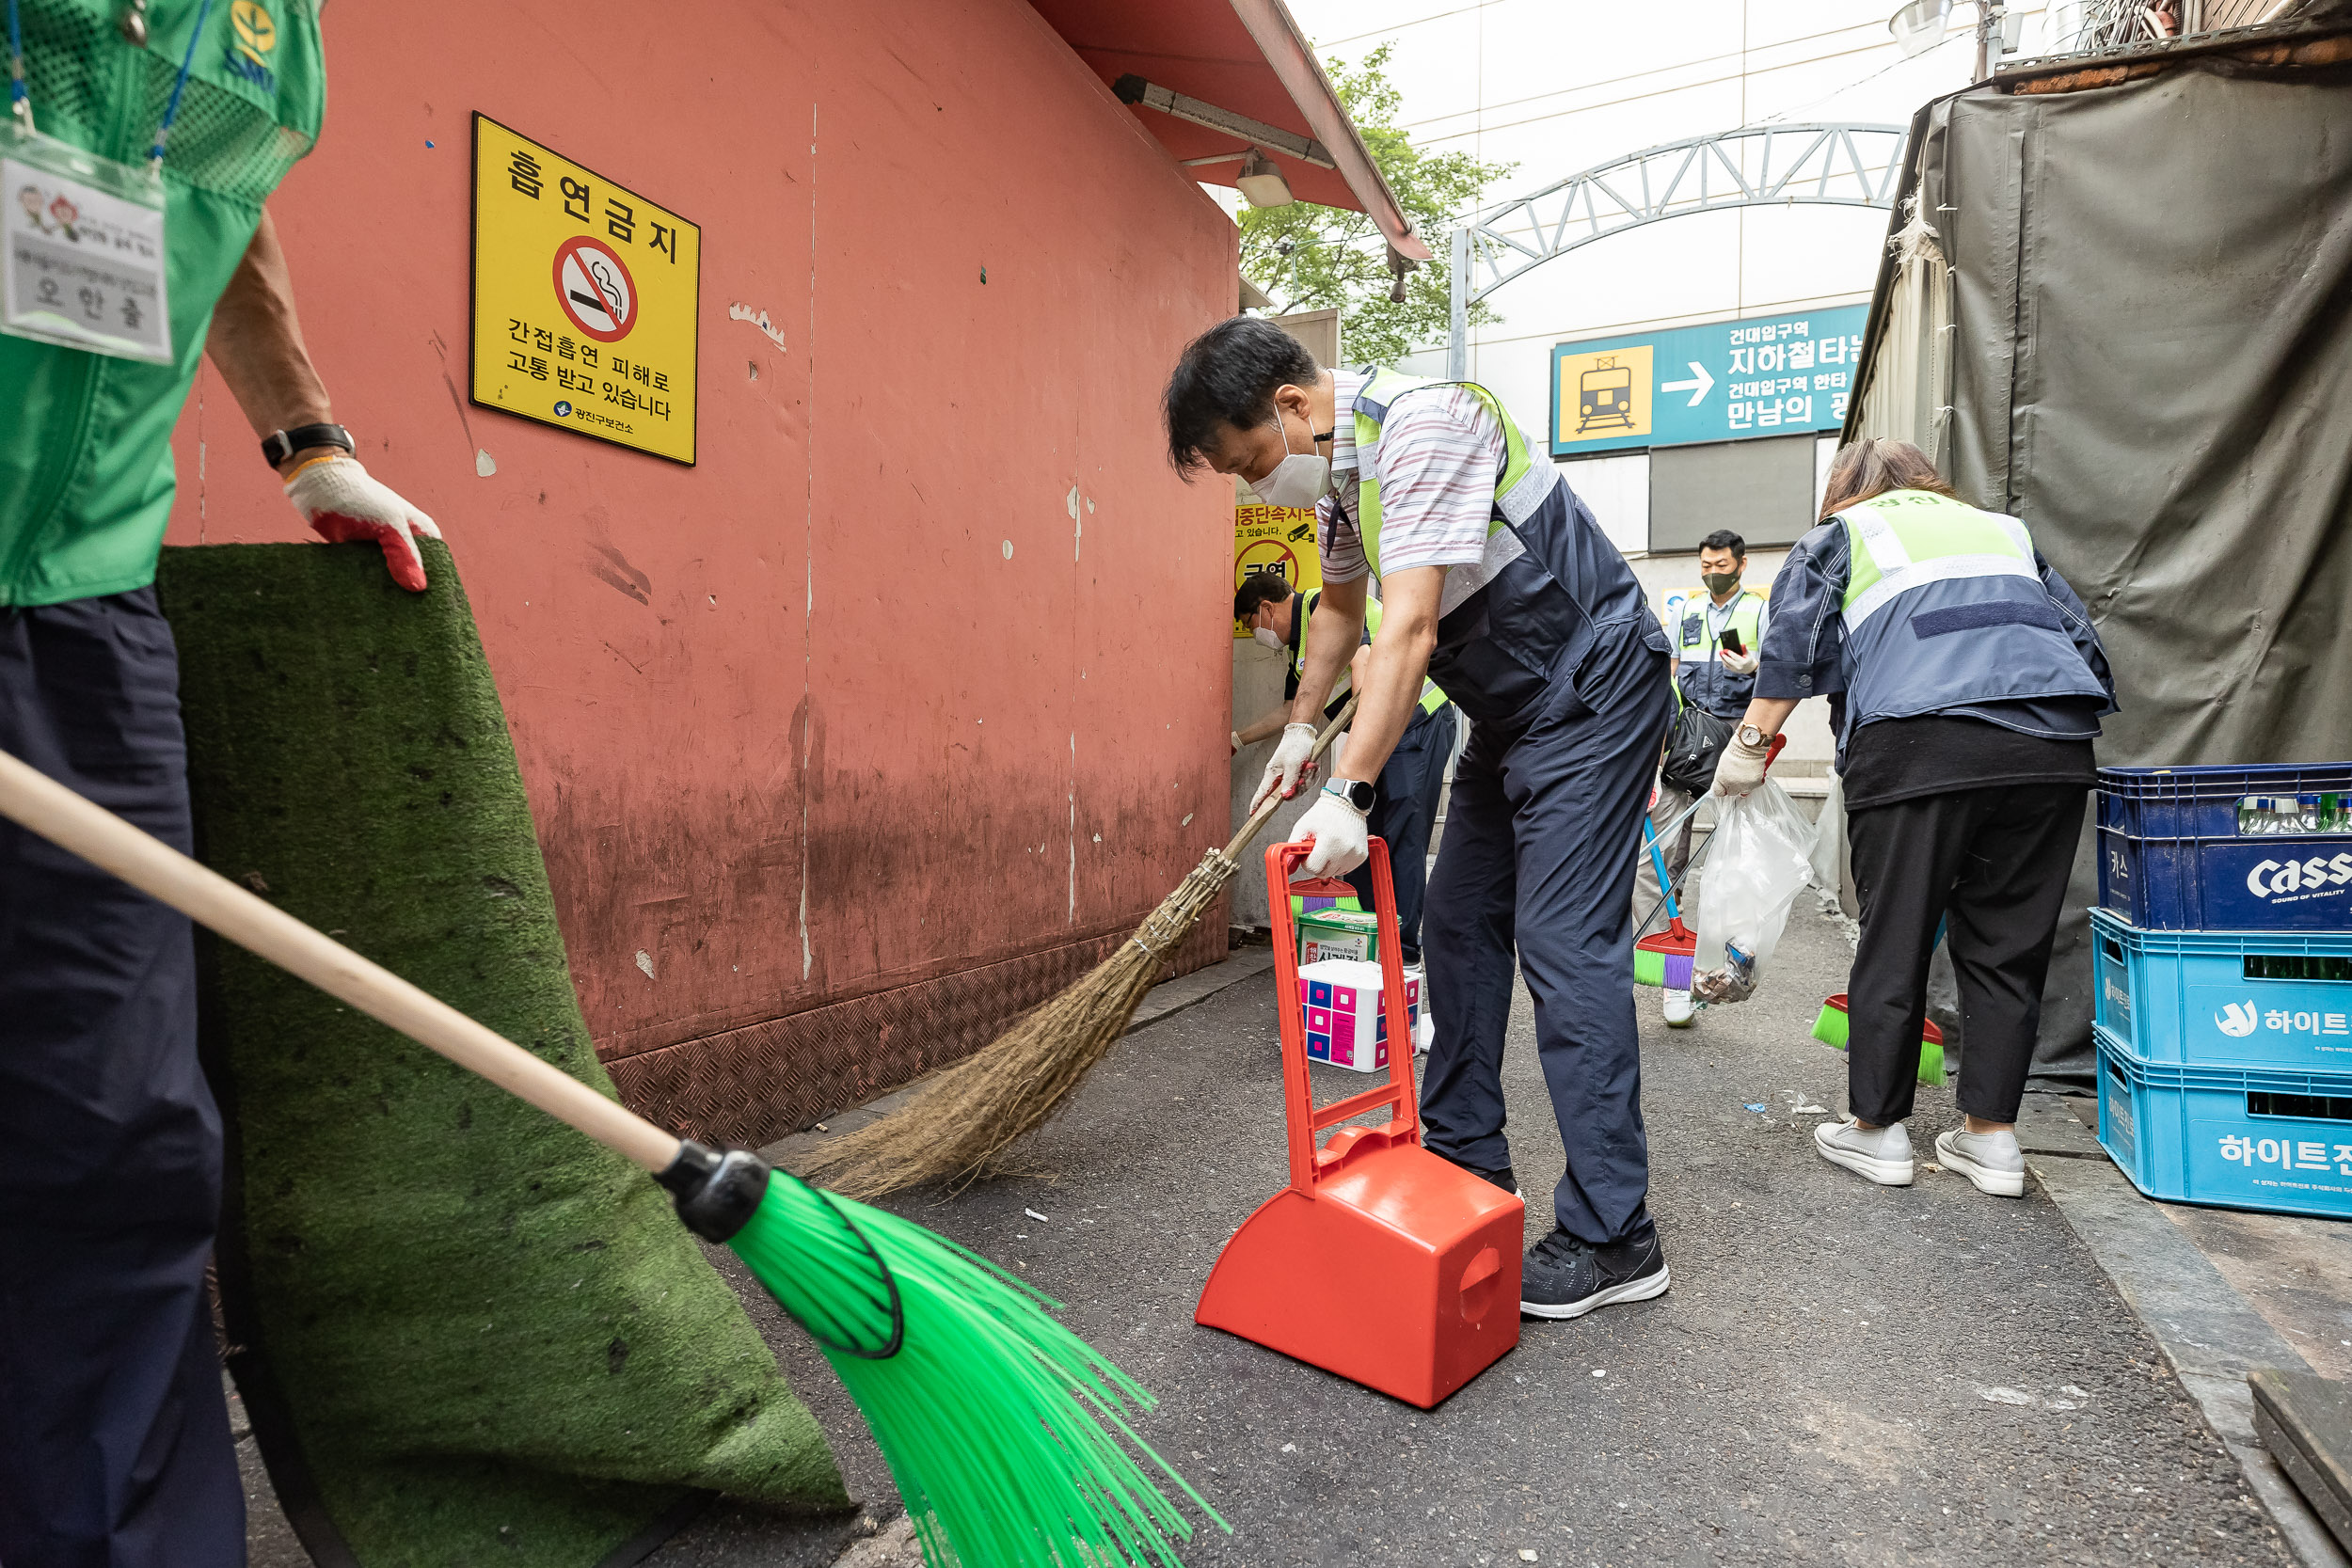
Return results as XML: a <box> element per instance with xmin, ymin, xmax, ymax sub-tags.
<box><xmin>0</xmin><ymin>748</ymin><xmax>1223</xmax><ymax>1568</ymax></box>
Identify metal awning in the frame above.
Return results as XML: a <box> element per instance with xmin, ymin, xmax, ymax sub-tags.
<box><xmin>1027</xmin><ymin>0</ymin><xmax>1433</xmax><ymax>261</ymax></box>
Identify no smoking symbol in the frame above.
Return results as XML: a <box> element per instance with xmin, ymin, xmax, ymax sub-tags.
<box><xmin>552</xmin><ymin>235</ymin><xmax>636</xmax><ymax>342</ymax></box>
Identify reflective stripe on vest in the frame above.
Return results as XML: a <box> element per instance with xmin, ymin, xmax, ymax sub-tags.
<box><xmin>1349</xmin><ymin>368</ymin><xmax>1552</xmax><ymax>582</ymax></box>
<box><xmin>1837</xmin><ymin>491</ymin><xmax>2039</xmax><ymax>632</ymax></box>
<box><xmin>1290</xmin><ymin>593</ymin><xmax>1449</xmax><ymax>716</ymax></box>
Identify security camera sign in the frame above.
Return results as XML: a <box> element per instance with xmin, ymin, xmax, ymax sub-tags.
<box><xmin>470</xmin><ymin>115</ymin><xmax>699</xmax><ymax>464</ymax></box>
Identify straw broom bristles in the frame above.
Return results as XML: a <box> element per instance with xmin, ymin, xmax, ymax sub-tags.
<box><xmin>799</xmin><ymin>697</ymin><xmax>1357</xmax><ymax>1201</ymax></box>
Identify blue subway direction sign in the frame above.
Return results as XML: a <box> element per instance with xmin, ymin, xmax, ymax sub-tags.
<box><xmin>1549</xmin><ymin>305</ymin><xmax>1867</xmax><ymax>457</ymax></box>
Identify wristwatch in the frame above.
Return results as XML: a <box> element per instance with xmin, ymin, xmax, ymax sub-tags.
<box><xmin>1739</xmin><ymin>723</ymin><xmax>1768</xmax><ymax>748</ymax></box>
<box><xmin>1325</xmin><ymin>778</ymin><xmax>1376</xmax><ymax>814</ymax></box>
<box><xmin>261</xmin><ymin>422</ymin><xmax>354</xmax><ymax>467</ymax></box>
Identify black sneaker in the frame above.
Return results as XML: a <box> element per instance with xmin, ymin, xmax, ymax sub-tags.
<box><xmin>1439</xmin><ymin>1155</ymin><xmax>1522</xmax><ymax>1199</ymax></box>
<box><xmin>1518</xmin><ymin>1226</ymin><xmax>1670</xmax><ymax>1320</ymax></box>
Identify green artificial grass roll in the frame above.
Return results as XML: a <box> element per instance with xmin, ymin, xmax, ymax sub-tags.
<box><xmin>160</xmin><ymin>540</ymin><xmax>847</xmax><ymax>1566</ymax></box>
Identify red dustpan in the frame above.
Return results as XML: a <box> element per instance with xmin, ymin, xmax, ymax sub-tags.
<box><xmin>1196</xmin><ymin>837</ymin><xmax>1523</xmax><ymax>1408</ymax></box>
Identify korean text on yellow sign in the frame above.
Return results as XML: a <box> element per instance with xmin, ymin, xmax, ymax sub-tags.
<box><xmin>470</xmin><ymin>115</ymin><xmax>700</xmax><ymax>465</ymax></box>
<box><xmin>1233</xmin><ymin>504</ymin><xmax>1321</xmax><ymax>638</ymax></box>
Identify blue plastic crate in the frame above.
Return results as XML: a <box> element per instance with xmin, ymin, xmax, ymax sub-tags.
<box><xmin>2096</xmin><ymin>1026</ymin><xmax>2352</xmax><ymax>1220</ymax></box>
<box><xmin>2098</xmin><ymin>763</ymin><xmax>2352</xmax><ymax>838</ymax></box>
<box><xmin>2091</xmin><ymin>909</ymin><xmax>2352</xmax><ymax>1070</ymax></box>
<box><xmin>2097</xmin><ymin>763</ymin><xmax>2352</xmax><ymax>930</ymax></box>
<box><xmin>2098</xmin><ymin>829</ymin><xmax>2352</xmax><ymax>932</ymax></box>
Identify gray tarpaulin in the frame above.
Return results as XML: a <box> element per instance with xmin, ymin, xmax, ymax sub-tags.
<box><xmin>1883</xmin><ymin>45</ymin><xmax>2352</xmax><ymax>1085</ymax></box>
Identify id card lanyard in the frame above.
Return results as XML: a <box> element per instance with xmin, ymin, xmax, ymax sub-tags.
<box><xmin>2</xmin><ymin>0</ymin><xmax>211</xmax><ymax>362</ymax></box>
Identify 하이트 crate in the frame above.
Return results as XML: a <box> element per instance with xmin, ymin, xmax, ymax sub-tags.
<box><xmin>2097</xmin><ymin>764</ymin><xmax>2352</xmax><ymax>931</ymax></box>
<box><xmin>2090</xmin><ymin>909</ymin><xmax>2352</xmax><ymax>1070</ymax></box>
<box><xmin>2096</xmin><ymin>1025</ymin><xmax>2352</xmax><ymax>1221</ymax></box>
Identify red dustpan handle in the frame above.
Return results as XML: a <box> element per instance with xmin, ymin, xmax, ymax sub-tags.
<box><xmin>1263</xmin><ymin>840</ymin><xmax>1422</xmax><ymax>1196</ymax></box>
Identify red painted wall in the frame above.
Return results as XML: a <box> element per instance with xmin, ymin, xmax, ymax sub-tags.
<box><xmin>168</xmin><ymin>0</ymin><xmax>1236</xmax><ymax>1092</ymax></box>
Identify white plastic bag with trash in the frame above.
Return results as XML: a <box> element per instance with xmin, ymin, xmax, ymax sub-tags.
<box><xmin>1691</xmin><ymin>779</ymin><xmax>1819</xmax><ymax>1004</ymax></box>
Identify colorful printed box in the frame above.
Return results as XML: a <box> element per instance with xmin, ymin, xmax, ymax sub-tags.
<box><xmin>1297</xmin><ymin>958</ymin><xmax>1421</xmax><ymax>1074</ymax></box>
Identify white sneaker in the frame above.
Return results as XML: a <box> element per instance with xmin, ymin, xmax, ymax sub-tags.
<box><xmin>1936</xmin><ymin>1127</ymin><xmax>2026</xmax><ymax>1197</ymax></box>
<box><xmin>1662</xmin><ymin>987</ymin><xmax>1694</xmax><ymax>1027</ymax></box>
<box><xmin>1814</xmin><ymin>1117</ymin><xmax>1915</xmax><ymax>1186</ymax></box>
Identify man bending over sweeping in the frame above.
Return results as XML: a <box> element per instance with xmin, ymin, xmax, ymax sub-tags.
<box><xmin>1163</xmin><ymin>319</ymin><xmax>1676</xmax><ymax>1320</ymax></box>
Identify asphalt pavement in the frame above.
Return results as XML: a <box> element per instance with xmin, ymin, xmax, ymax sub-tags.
<box><xmin>650</xmin><ymin>892</ymin><xmax>2294</xmax><ymax>1567</ymax></box>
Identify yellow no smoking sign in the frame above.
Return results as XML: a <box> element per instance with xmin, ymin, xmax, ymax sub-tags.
<box><xmin>470</xmin><ymin>115</ymin><xmax>701</xmax><ymax>464</ymax></box>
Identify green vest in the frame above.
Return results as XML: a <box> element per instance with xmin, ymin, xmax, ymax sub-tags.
<box><xmin>1670</xmin><ymin>589</ymin><xmax>1765</xmax><ymax>663</ymax></box>
<box><xmin>1836</xmin><ymin>489</ymin><xmax>2040</xmax><ymax>628</ymax></box>
<box><xmin>1</xmin><ymin>0</ymin><xmax>327</xmax><ymax>607</ymax></box>
<box><xmin>1350</xmin><ymin>367</ymin><xmax>1540</xmax><ymax>581</ymax></box>
<box><xmin>1290</xmin><ymin>593</ymin><xmax>1449</xmax><ymax>718</ymax></box>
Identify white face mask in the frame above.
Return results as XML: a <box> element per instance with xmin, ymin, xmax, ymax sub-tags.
<box><xmin>1251</xmin><ymin>626</ymin><xmax>1284</xmax><ymax>651</ymax></box>
<box><xmin>1253</xmin><ymin>405</ymin><xmax>1331</xmax><ymax>511</ymax></box>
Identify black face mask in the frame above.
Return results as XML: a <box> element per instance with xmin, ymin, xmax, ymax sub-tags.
<box><xmin>1702</xmin><ymin>571</ymin><xmax>1741</xmax><ymax>595</ymax></box>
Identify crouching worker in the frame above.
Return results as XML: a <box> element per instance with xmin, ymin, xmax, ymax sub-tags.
<box><xmin>1167</xmin><ymin>318</ymin><xmax>1675</xmax><ymax>1319</ymax></box>
<box><xmin>1233</xmin><ymin>570</ymin><xmax>1456</xmax><ymax>966</ymax></box>
<box><xmin>1715</xmin><ymin>439</ymin><xmax>2115</xmax><ymax>1197</ymax></box>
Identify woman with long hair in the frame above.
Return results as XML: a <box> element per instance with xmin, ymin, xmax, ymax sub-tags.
<box><xmin>1711</xmin><ymin>439</ymin><xmax>2115</xmax><ymax>1196</ymax></box>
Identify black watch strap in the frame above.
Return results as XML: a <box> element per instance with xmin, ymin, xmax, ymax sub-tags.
<box><xmin>262</xmin><ymin>422</ymin><xmax>354</xmax><ymax>467</ymax></box>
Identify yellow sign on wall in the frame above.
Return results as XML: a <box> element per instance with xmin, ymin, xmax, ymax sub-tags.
<box><xmin>1233</xmin><ymin>503</ymin><xmax>1321</xmax><ymax>638</ymax></box>
<box><xmin>1555</xmin><ymin>343</ymin><xmax>1653</xmax><ymax>446</ymax></box>
<box><xmin>470</xmin><ymin>115</ymin><xmax>700</xmax><ymax>465</ymax></box>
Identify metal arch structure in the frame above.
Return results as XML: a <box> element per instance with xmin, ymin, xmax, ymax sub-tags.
<box><xmin>1445</xmin><ymin>122</ymin><xmax>1910</xmax><ymax>377</ymax></box>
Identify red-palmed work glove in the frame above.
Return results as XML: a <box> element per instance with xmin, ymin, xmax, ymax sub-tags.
<box><xmin>285</xmin><ymin>455</ymin><xmax>441</xmax><ymax>593</ymax></box>
<box><xmin>1248</xmin><ymin>721</ymin><xmax>1320</xmax><ymax>814</ymax></box>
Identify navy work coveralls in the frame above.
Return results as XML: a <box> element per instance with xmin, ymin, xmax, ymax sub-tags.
<box><xmin>0</xmin><ymin>595</ymin><xmax>244</xmax><ymax>1567</ymax></box>
<box><xmin>1345</xmin><ymin>375</ymin><xmax>1675</xmax><ymax>1247</ymax></box>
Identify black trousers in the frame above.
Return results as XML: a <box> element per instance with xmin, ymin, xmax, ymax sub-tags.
<box><xmin>1344</xmin><ymin>703</ymin><xmax>1456</xmax><ymax>963</ymax></box>
<box><xmin>0</xmin><ymin>592</ymin><xmax>244</xmax><ymax>1568</ymax></box>
<box><xmin>1845</xmin><ymin>783</ymin><xmax>2090</xmax><ymax>1128</ymax></box>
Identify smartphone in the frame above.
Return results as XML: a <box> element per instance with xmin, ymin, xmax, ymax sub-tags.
<box><xmin>1720</xmin><ymin>628</ymin><xmax>1745</xmax><ymax>656</ymax></box>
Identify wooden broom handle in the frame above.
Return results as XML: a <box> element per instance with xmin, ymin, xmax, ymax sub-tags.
<box><xmin>0</xmin><ymin>750</ymin><xmax>683</xmax><ymax>1175</ymax></box>
<box><xmin>1221</xmin><ymin>694</ymin><xmax>1360</xmax><ymax>862</ymax></box>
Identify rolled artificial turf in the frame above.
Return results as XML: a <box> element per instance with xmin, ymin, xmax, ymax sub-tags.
<box><xmin>161</xmin><ymin>540</ymin><xmax>846</xmax><ymax>1565</ymax></box>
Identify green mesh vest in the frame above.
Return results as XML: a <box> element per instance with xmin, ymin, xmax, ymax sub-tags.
<box><xmin>1</xmin><ymin>0</ymin><xmax>325</xmax><ymax>606</ymax></box>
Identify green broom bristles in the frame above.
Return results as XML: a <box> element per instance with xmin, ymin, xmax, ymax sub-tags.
<box><xmin>734</xmin><ymin>1170</ymin><xmax>1228</xmax><ymax>1567</ymax></box>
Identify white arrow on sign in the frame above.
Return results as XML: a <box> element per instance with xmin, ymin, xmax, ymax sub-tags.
<box><xmin>1661</xmin><ymin>361</ymin><xmax>1715</xmax><ymax>407</ymax></box>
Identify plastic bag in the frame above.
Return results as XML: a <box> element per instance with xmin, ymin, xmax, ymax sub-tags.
<box><xmin>1692</xmin><ymin>779</ymin><xmax>1819</xmax><ymax>1004</ymax></box>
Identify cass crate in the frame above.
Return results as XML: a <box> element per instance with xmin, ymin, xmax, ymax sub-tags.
<box><xmin>2091</xmin><ymin>908</ymin><xmax>2352</xmax><ymax>1070</ymax></box>
<box><xmin>2097</xmin><ymin>764</ymin><xmax>2352</xmax><ymax>931</ymax></box>
<box><xmin>2096</xmin><ymin>1025</ymin><xmax>2352</xmax><ymax>1221</ymax></box>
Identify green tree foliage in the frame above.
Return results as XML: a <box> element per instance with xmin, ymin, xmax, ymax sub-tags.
<box><xmin>1240</xmin><ymin>45</ymin><xmax>1514</xmax><ymax>363</ymax></box>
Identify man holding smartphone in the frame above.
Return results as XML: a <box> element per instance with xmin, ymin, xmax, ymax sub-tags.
<box><xmin>1636</xmin><ymin>531</ymin><xmax>1771</xmax><ymax>1021</ymax></box>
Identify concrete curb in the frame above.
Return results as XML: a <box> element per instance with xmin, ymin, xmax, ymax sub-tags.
<box><xmin>2028</xmin><ymin>1101</ymin><xmax>2349</xmax><ymax>1568</ymax></box>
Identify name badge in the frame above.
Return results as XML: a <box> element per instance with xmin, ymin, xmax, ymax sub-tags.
<box><xmin>3</xmin><ymin>121</ymin><xmax>172</xmax><ymax>364</ymax></box>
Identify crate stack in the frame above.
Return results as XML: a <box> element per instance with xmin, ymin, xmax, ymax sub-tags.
<box><xmin>2092</xmin><ymin>765</ymin><xmax>2352</xmax><ymax>1219</ymax></box>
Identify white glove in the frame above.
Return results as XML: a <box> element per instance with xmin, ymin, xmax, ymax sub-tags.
<box><xmin>285</xmin><ymin>455</ymin><xmax>441</xmax><ymax>593</ymax></box>
<box><xmin>1721</xmin><ymin>647</ymin><xmax>1759</xmax><ymax>676</ymax></box>
<box><xmin>1295</xmin><ymin>785</ymin><xmax>1371</xmax><ymax>878</ymax></box>
<box><xmin>1712</xmin><ymin>730</ymin><xmax>1772</xmax><ymax>798</ymax></box>
<box><xmin>1249</xmin><ymin>721</ymin><xmax>1320</xmax><ymax>813</ymax></box>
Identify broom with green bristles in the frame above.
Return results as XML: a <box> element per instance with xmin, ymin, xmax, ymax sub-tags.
<box><xmin>0</xmin><ymin>748</ymin><xmax>1223</xmax><ymax>1568</ymax></box>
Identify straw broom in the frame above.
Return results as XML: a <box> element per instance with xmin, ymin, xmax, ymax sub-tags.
<box><xmin>802</xmin><ymin>696</ymin><xmax>1359</xmax><ymax>1200</ymax></box>
<box><xmin>0</xmin><ymin>749</ymin><xmax>1224</xmax><ymax>1568</ymax></box>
